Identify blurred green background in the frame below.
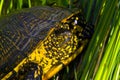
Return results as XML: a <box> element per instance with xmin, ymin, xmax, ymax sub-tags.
<box><xmin>0</xmin><ymin>0</ymin><xmax>119</xmax><ymax>80</ymax></box>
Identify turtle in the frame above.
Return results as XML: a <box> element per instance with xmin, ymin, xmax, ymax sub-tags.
<box><xmin>0</xmin><ymin>6</ymin><xmax>94</xmax><ymax>80</ymax></box>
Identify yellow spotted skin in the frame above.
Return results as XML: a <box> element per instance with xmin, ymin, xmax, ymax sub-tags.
<box><xmin>1</xmin><ymin>7</ymin><xmax>94</xmax><ymax>80</ymax></box>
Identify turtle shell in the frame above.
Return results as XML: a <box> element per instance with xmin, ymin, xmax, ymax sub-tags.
<box><xmin>0</xmin><ymin>6</ymin><xmax>94</xmax><ymax>80</ymax></box>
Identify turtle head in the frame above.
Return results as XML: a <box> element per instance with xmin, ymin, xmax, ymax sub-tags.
<box><xmin>43</xmin><ymin>11</ymin><xmax>94</xmax><ymax>60</ymax></box>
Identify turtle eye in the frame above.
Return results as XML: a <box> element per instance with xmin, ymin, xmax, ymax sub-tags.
<box><xmin>61</xmin><ymin>11</ymin><xmax>86</xmax><ymax>30</ymax></box>
<box><xmin>73</xmin><ymin>17</ymin><xmax>78</xmax><ymax>25</ymax></box>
